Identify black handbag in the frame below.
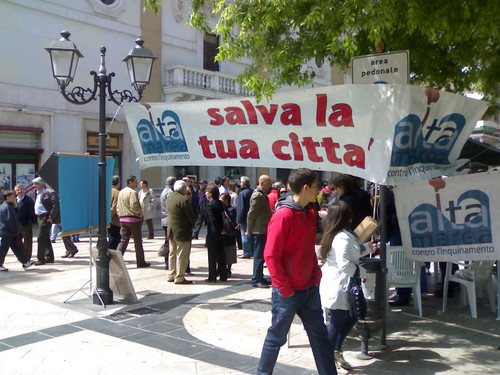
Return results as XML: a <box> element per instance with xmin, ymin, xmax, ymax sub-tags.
<box><xmin>348</xmin><ymin>265</ymin><xmax>367</xmax><ymax>320</ymax></box>
<box><xmin>222</xmin><ymin>207</ymin><xmax>237</xmax><ymax>236</ymax></box>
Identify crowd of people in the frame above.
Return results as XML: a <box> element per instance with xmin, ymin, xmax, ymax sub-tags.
<box><xmin>0</xmin><ymin>169</ymin><xmax>386</xmax><ymax>373</ymax></box>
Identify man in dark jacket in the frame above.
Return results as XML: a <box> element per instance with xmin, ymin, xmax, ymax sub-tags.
<box><xmin>246</xmin><ymin>175</ymin><xmax>272</xmax><ymax>288</ymax></box>
<box><xmin>257</xmin><ymin>168</ymin><xmax>336</xmax><ymax>375</ymax></box>
<box><xmin>192</xmin><ymin>179</ymin><xmax>208</xmax><ymax>240</ymax></box>
<box><xmin>14</xmin><ymin>184</ymin><xmax>36</xmax><ymax>260</ymax></box>
<box><xmin>236</xmin><ymin>176</ymin><xmax>253</xmax><ymax>258</ymax></box>
<box><xmin>166</xmin><ymin>180</ymin><xmax>195</xmax><ymax>284</ymax></box>
<box><xmin>32</xmin><ymin>177</ymin><xmax>60</xmax><ymax>265</ymax></box>
<box><xmin>0</xmin><ymin>190</ymin><xmax>35</xmax><ymax>271</ymax></box>
<box><xmin>333</xmin><ymin>174</ymin><xmax>372</xmax><ymax>230</ymax></box>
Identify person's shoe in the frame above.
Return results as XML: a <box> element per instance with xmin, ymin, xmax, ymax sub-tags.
<box><xmin>238</xmin><ymin>255</ymin><xmax>252</xmax><ymax>259</ymax></box>
<box><xmin>186</xmin><ymin>271</ymin><xmax>195</xmax><ymax>276</ymax></box>
<box><xmin>61</xmin><ymin>253</ymin><xmax>70</xmax><ymax>258</ymax></box>
<box><xmin>192</xmin><ymin>236</ymin><xmax>199</xmax><ymax>240</ymax></box>
<box><xmin>174</xmin><ymin>279</ymin><xmax>193</xmax><ymax>284</ymax></box>
<box><xmin>137</xmin><ymin>262</ymin><xmax>151</xmax><ymax>268</ymax></box>
<box><xmin>147</xmin><ymin>236</ymin><xmax>154</xmax><ymax>239</ymax></box>
<box><xmin>205</xmin><ymin>279</ymin><xmax>217</xmax><ymax>283</ymax></box>
<box><xmin>51</xmin><ymin>240</ymin><xmax>56</xmax><ymax>243</ymax></box>
<box><xmin>262</xmin><ymin>279</ymin><xmax>271</xmax><ymax>285</ymax></box>
<box><xmin>167</xmin><ymin>279</ymin><xmax>174</xmax><ymax>283</ymax></box>
<box><xmin>389</xmin><ymin>299</ymin><xmax>410</xmax><ymax>307</ymax></box>
<box><xmin>0</xmin><ymin>266</ymin><xmax>8</xmax><ymax>272</ymax></box>
<box><xmin>252</xmin><ymin>282</ymin><xmax>270</xmax><ymax>288</ymax></box>
<box><xmin>35</xmin><ymin>260</ymin><xmax>46</xmax><ymax>266</ymax></box>
<box><xmin>334</xmin><ymin>350</ymin><xmax>353</xmax><ymax>370</ymax></box>
<box><xmin>67</xmin><ymin>252</ymin><xmax>77</xmax><ymax>258</ymax></box>
<box><xmin>23</xmin><ymin>261</ymin><xmax>35</xmax><ymax>270</ymax></box>
<box><xmin>45</xmin><ymin>258</ymin><xmax>54</xmax><ymax>264</ymax></box>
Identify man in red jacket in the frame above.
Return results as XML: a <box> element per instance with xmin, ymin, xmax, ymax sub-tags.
<box><xmin>257</xmin><ymin>168</ymin><xmax>337</xmax><ymax>375</ymax></box>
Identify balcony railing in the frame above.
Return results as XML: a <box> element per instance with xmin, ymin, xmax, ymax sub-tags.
<box><xmin>165</xmin><ymin>65</ymin><xmax>252</xmax><ymax>98</ymax></box>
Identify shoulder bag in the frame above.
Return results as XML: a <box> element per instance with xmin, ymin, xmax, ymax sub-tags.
<box><xmin>348</xmin><ymin>265</ymin><xmax>367</xmax><ymax>320</ymax></box>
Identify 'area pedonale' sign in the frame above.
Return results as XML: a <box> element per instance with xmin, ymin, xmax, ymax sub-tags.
<box><xmin>123</xmin><ymin>84</ymin><xmax>488</xmax><ymax>185</ymax></box>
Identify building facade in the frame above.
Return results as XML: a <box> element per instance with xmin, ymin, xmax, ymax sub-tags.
<box><xmin>0</xmin><ymin>0</ymin><xmax>333</xmax><ymax>198</ymax></box>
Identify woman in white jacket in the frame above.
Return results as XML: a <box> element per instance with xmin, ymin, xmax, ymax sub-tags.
<box><xmin>319</xmin><ymin>200</ymin><xmax>376</xmax><ymax>370</ymax></box>
<box><xmin>138</xmin><ymin>180</ymin><xmax>156</xmax><ymax>239</ymax></box>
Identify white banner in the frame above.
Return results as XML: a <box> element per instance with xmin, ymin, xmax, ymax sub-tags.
<box><xmin>394</xmin><ymin>170</ymin><xmax>500</xmax><ymax>261</ymax></box>
<box><xmin>123</xmin><ymin>84</ymin><xmax>487</xmax><ymax>185</ymax></box>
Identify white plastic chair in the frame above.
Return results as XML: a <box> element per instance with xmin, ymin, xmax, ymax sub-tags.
<box><xmin>386</xmin><ymin>246</ymin><xmax>423</xmax><ymax>317</ymax></box>
<box><xmin>442</xmin><ymin>261</ymin><xmax>496</xmax><ymax>318</ymax></box>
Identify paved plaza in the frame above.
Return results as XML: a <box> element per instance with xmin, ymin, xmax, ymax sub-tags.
<box><xmin>1</xmin><ymin>225</ymin><xmax>499</xmax><ymax>374</ymax></box>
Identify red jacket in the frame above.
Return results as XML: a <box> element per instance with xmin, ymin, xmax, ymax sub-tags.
<box><xmin>264</xmin><ymin>196</ymin><xmax>321</xmax><ymax>297</ymax></box>
<box><xmin>267</xmin><ymin>189</ymin><xmax>278</xmax><ymax>211</ymax></box>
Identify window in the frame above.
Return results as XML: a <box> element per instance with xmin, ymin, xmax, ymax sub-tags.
<box><xmin>203</xmin><ymin>33</ymin><xmax>219</xmax><ymax>72</ymax></box>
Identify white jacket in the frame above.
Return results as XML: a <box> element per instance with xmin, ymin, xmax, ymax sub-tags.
<box><xmin>320</xmin><ymin>230</ymin><xmax>370</xmax><ymax>311</ymax></box>
<box><xmin>138</xmin><ymin>188</ymin><xmax>156</xmax><ymax>220</ymax></box>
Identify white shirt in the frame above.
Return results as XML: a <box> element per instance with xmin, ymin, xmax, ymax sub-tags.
<box><xmin>34</xmin><ymin>188</ymin><xmax>48</xmax><ymax>216</ymax></box>
<box><xmin>320</xmin><ymin>230</ymin><xmax>370</xmax><ymax>311</ymax></box>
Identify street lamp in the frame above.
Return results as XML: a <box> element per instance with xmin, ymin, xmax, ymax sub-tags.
<box><xmin>46</xmin><ymin>30</ymin><xmax>156</xmax><ymax>305</ymax></box>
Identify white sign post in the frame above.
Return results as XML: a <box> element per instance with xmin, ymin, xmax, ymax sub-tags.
<box><xmin>352</xmin><ymin>50</ymin><xmax>410</xmax><ymax>84</ymax></box>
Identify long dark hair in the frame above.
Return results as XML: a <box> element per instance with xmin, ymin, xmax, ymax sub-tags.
<box><xmin>319</xmin><ymin>200</ymin><xmax>353</xmax><ymax>261</ymax></box>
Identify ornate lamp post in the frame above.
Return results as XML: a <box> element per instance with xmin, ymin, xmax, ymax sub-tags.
<box><xmin>46</xmin><ymin>31</ymin><xmax>156</xmax><ymax>305</ymax></box>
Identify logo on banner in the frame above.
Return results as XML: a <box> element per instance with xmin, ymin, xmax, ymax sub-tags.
<box><xmin>390</xmin><ymin>89</ymin><xmax>465</xmax><ymax>167</ymax></box>
<box><xmin>136</xmin><ymin>104</ymin><xmax>188</xmax><ymax>155</ymax></box>
<box><xmin>408</xmin><ymin>179</ymin><xmax>492</xmax><ymax>247</ymax></box>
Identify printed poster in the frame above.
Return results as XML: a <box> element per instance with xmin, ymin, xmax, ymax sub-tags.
<box><xmin>123</xmin><ymin>84</ymin><xmax>487</xmax><ymax>185</ymax></box>
<box><xmin>394</xmin><ymin>170</ymin><xmax>500</xmax><ymax>261</ymax></box>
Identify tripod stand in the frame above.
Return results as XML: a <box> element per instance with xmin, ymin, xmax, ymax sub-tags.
<box><xmin>64</xmin><ymin>227</ymin><xmax>106</xmax><ymax>307</ymax></box>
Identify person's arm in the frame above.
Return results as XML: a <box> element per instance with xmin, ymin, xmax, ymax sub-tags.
<box><xmin>264</xmin><ymin>211</ymin><xmax>295</xmax><ymax>297</ymax></box>
<box><xmin>332</xmin><ymin>233</ymin><xmax>358</xmax><ymax>278</ymax></box>
<box><xmin>130</xmin><ymin>192</ymin><xmax>143</xmax><ymax>217</ymax></box>
<box><xmin>110</xmin><ymin>191</ymin><xmax>118</xmax><ymax>219</ymax></box>
<box><xmin>149</xmin><ymin>188</ymin><xmax>156</xmax><ymax>204</ymax></box>
<box><xmin>183</xmin><ymin>198</ymin><xmax>196</xmax><ymax>227</ymax></box>
<box><xmin>245</xmin><ymin>193</ymin><xmax>257</xmax><ymax>234</ymax></box>
<box><xmin>49</xmin><ymin>192</ymin><xmax>60</xmax><ymax>223</ymax></box>
<box><xmin>236</xmin><ymin>192</ymin><xmax>245</xmax><ymax>224</ymax></box>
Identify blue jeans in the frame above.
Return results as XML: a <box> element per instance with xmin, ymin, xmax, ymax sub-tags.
<box><xmin>251</xmin><ymin>234</ymin><xmax>266</xmax><ymax>284</ymax></box>
<box><xmin>258</xmin><ymin>286</ymin><xmax>337</xmax><ymax>375</ymax></box>
<box><xmin>240</xmin><ymin>224</ymin><xmax>253</xmax><ymax>257</ymax></box>
<box><xmin>327</xmin><ymin>309</ymin><xmax>357</xmax><ymax>351</ymax></box>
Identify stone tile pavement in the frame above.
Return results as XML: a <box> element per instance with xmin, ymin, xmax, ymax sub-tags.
<box><xmin>0</xmin><ymin>226</ymin><xmax>499</xmax><ymax>374</ymax></box>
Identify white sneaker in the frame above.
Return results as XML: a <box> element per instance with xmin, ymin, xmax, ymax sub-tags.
<box><xmin>22</xmin><ymin>261</ymin><xmax>35</xmax><ymax>270</ymax></box>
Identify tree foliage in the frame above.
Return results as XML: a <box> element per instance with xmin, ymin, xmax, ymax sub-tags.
<box><xmin>147</xmin><ymin>0</ymin><xmax>499</xmax><ymax>108</ymax></box>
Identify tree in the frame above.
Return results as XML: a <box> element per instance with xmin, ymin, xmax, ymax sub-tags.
<box><xmin>146</xmin><ymin>0</ymin><xmax>499</xmax><ymax>109</ymax></box>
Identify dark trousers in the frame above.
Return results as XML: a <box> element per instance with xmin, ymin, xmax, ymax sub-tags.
<box><xmin>192</xmin><ymin>211</ymin><xmax>206</xmax><ymax>238</ymax></box>
<box><xmin>116</xmin><ymin>221</ymin><xmax>146</xmax><ymax>265</ymax></box>
<box><xmin>235</xmin><ymin>228</ymin><xmax>242</xmax><ymax>250</ymax></box>
<box><xmin>19</xmin><ymin>224</ymin><xmax>33</xmax><ymax>260</ymax></box>
<box><xmin>62</xmin><ymin>235</ymin><xmax>78</xmax><ymax>255</ymax></box>
<box><xmin>0</xmin><ymin>235</ymin><xmax>29</xmax><ymax>266</ymax></box>
<box><xmin>143</xmin><ymin>219</ymin><xmax>154</xmax><ymax>238</ymax></box>
<box><xmin>107</xmin><ymin>224</ymin><xmax>121</xmax><ymax>250</ymax></box>
<box><xmin>162</xmin><ymin>225</ymin><xmax>169</xmax><ymax>268</ymax></box>
<box><xmin>258</xmin><ymin>286</ymin><xmax>337</xmax><ymax>375</ymax></box>
<box><xmin>252</xmin><ymin>234</ymin><xmax>267</xmax><ymax>284</ymax></box>
<box><xmin>37</xmin><ymin>216</ymin><xmax>54</xmax><ymax>262</ymax></box>
<box><xmin>206</xmin><ymin>235</ymin><xmax>227</xmax><ymax>281</ymax></box>
<box><xmin>327</xmin><ymin>309</ymin><xmax>357</xmax><ymax>351</ymax></box>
